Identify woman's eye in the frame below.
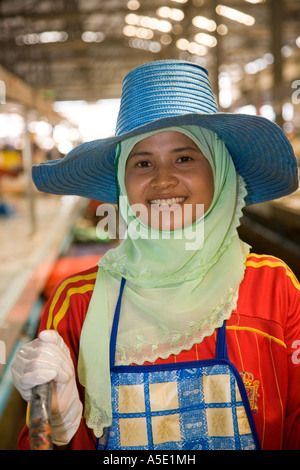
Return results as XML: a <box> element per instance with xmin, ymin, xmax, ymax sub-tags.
<box><xmin>178</xmin><ymin>156</ymin><xmax>192</xmax><ymax>163</ymax></box>
<box><xmin>137</xmin><ymin>161</ymin><xmax>151</xmax><ymax>168</ymax></box>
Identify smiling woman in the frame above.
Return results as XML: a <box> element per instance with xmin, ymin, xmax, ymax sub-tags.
<box><xmin>125</xmin><ymin>130</ymin><xmax>214</xmax><ymax>231</ymax></box>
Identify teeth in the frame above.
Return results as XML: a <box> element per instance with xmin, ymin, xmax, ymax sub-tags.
<box><xmin>150</xmin><ymin>197</ymin><xmax>185</xmax><ymax>205</ymax></box>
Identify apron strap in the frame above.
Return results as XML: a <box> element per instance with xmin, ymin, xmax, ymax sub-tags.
<box><xmin>215</xmin><ymin>321</ymin><xmax>229</xmax><ymax>360</ymax></box>
<box><xmin>109</xmin><ymin>277</ymin><xmax>229</xmax><ymax>367</ymax></box>
<box><xmin>110</xmin><ymin>277</ymin><xmax>126</xmax><ymax>369</ymax></box>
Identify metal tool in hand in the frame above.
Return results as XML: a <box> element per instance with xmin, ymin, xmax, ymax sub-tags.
<box><xmin>29</xmin><ymin>382</ymin><xmax>53</xmax><ymax>450</ymax></box>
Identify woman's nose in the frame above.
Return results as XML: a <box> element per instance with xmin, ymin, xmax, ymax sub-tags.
<box><xmin>150</xmin><ymin>165</ymin><xmax>178</xmax><ymax>189</ymax></box>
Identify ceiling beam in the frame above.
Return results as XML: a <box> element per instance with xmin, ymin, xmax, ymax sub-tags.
<box><xmin>0</xmin><ymin>64</ymin><xmax>63</xmax><ymax>123</ymax></box>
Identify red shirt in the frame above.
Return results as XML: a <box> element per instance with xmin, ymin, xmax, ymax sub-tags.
<box><xmin>18</xmin><ymin>254</ymin><xmax>300</xmax><ymax>450</ymax></box>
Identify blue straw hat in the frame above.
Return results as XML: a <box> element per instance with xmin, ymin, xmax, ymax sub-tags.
<box><xmin>32</xmin><ymin>60</ymin><xmax>298</xmax><ymax>205</ymax></box>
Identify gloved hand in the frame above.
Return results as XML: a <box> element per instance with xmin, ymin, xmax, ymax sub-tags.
<box><xmin>11</xmin><ymin>330</ymin><xmax>83</xmax><ymax>446</ymax></box>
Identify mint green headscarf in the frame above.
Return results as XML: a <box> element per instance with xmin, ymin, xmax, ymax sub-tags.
<box><xmin>78</xmin><ymin>126</ymin><xmax>250</xmax><ymax>437</ymax></box>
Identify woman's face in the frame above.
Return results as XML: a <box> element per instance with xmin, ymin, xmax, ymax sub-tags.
<box><xmin>125</xmin><ymin>131</ymin><xmax>214</xmax><ymax>231</ymax></box>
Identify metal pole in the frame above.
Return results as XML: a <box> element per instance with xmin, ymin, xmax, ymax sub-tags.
<box><xmin>22</xmin><ymin>111</ymin><xmax>37</xmax><ymax>234</ymax></box>
<box><xmin>29</xmin><ymin>383</ymin><xmax>53</xmax><ymax>450</ymax></box>
<box><xmin>270</xmin><ymin>0</ymin><xmax>284</xmax><ymax>127</ymax></box>
<box><xmin>212</xmin><ymin>0</ymin><xmax>221</xmax><ymax>107</ymax></box>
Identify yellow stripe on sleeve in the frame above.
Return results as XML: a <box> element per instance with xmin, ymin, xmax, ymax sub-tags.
<box><xmin>227</xmin><ymin>325</ymin><xmax>287</xmax><ymax>349</ymax></box>
<box><xmin>26</xmin><ymin>403</ymin><xmax>30</xmax><ymax>427</ymax></box>
<box><xmin>245</xmin><ymin>255</ymin><xmax>300</xmax><ymax>292</ymax></box>
<box><xmin>46</xmin><ymin>272</ymin><xmax>97</xmax><ymax>329</ymax></box>
<box><xmin>53</xmin><ymin>283</ymin><xmax>96</xmax><ymax>331</ymax></box>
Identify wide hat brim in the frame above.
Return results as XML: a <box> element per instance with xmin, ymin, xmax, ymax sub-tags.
<box><xmin>32</xmin><ymin>111</ymin><xmax>298</xmax><ymax>205</ymax></box>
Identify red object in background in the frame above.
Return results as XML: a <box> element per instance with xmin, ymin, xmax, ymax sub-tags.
<box><xmin>0</xmin><ymin>169</ymin><xmax>19</xmax><ymax>178</ymax></box>
<box><xmin>43</xmin><ymin>255</ymin><xmax>101</xmax><ymax>299</ymax></box>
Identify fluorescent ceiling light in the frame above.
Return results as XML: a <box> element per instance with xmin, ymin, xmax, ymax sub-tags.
<box><xmin>244</xmin><ymin>54</ymin><xmax>273</xmax><ymax>74</ymax></box>
<box><xmin>216</xmin><ymin>5</ymin><xmax>255</xmax><ymax>26</ymax></box>
<box><xmin>16</xmin><ymin>31</ymin><xmax>68</xmax><ymax>45</ymax></box>
<box><xmin>125</xmin><ymin>13</ymin><xmax>172</xmax><ymax>33</ymax></box>
<box><xmin>194</xmin><ymin>32</ymin><xmax>217</xmax><ymax>47</ymax></box>
<box><xmin>157</xmin><ymin>7</ymin><xmax>184</xmax><ymax>21</ymax></box>
<box><xmin>192</xmin><ymin>16</ymin><xmax>217</xmax><ymax>32</ymax></box>
<box><xmin>123</xmin><ymin>25</ymin><xmax>154</xmax><ymax>40</ymax></box>
<box><xmin>129</xmin><ymin>38</ymin><xmax>162</xmax><ymax>53</ymax></box>
<box><xmin>127</xmin><ymin>0</ymin><xmax>140</xmax><ymax>10</ymax></box>
<box><xmin>176</xmin><ymin>38</ymin><xmax>207</xmax><ymax>56</ymax></box>
<box><xmin>81</xmin><ymin>31</ymin><xmax>105</xmax><ymax>43</ymax></box>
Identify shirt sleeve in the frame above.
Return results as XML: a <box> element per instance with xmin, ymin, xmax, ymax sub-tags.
<box><xmin>283</xmin><ymin>266</ymin><xmax>300</xmax><ymax>449</ymax></box>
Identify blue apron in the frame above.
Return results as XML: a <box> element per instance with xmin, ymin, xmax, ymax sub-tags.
<box><xmin>97</xmin><ymin>278</ymin><xmax>260</xmax><ymax>450</ymax></box>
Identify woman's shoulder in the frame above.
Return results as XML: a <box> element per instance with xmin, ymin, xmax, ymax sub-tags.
<box><xmin>40</xmin><ymin>264</ymin><xmax>99</xmax><ymax>332</ymax></box>
<box><xmin>53</xmin><ymin>264</ymin><xmax>99</xmax><ymax>290</ymax></box>
<box><xmin>246</xmin><ymin>252</ymin><xmax>295</xmax><ymax>269</ymax></box>
<box><xmin>244</xmin><ymin>252</ymin><xmax>299</xmax><ymax>289</ymax></box>
<box><xmin>229</xmin><ymin>252</ymin><xmax>300</xmax><ymax>357</ymax></box>
<box><xmin>236</xmin><ymin>252</ymin><xmax>300</xmax><ymax>326</ymax></box>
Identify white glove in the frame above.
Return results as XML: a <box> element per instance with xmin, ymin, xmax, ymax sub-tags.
<box><xmin>11</xmin><ymin>330</ymin><xmax>83</xmax><ymax>446</ymax></box>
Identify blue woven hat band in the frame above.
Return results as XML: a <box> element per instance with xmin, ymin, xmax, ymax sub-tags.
<box><xmin>116</xmin><ymin>60</ymin><xmax>219</xmax><ymax>136</ymax></box>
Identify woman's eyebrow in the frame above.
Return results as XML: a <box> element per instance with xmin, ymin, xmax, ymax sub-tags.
<box><xmin>129</xmin><ymin>146</ymin><xmax>199</xmax><ymax>159</ymax></box>
<box><xmin>128</xmin><ymin>151</ymin><xmax>152</xmax><ymax>159</ymax></box>
<box><xmin>172</xmin><ymin>146</ymin><xmax>199</xmax><ymax>153</ymax></box>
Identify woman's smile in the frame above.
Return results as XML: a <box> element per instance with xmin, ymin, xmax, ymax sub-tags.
<box><xmin>149</xmin><ymin>196</ymin><xmax>186</xmax><ymax>206</ymax></box>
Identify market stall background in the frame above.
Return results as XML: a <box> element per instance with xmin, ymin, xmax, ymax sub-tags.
<box><xmin>0</xmin><ymin>0</ymin><xmax>299</xmax><ymax>449</ymax></box>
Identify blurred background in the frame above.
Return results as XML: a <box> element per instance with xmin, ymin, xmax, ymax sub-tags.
<box><xmin>0</xmin><ymin>0</ymin><xmax>299</xmax><ymax>449</ymax></box>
